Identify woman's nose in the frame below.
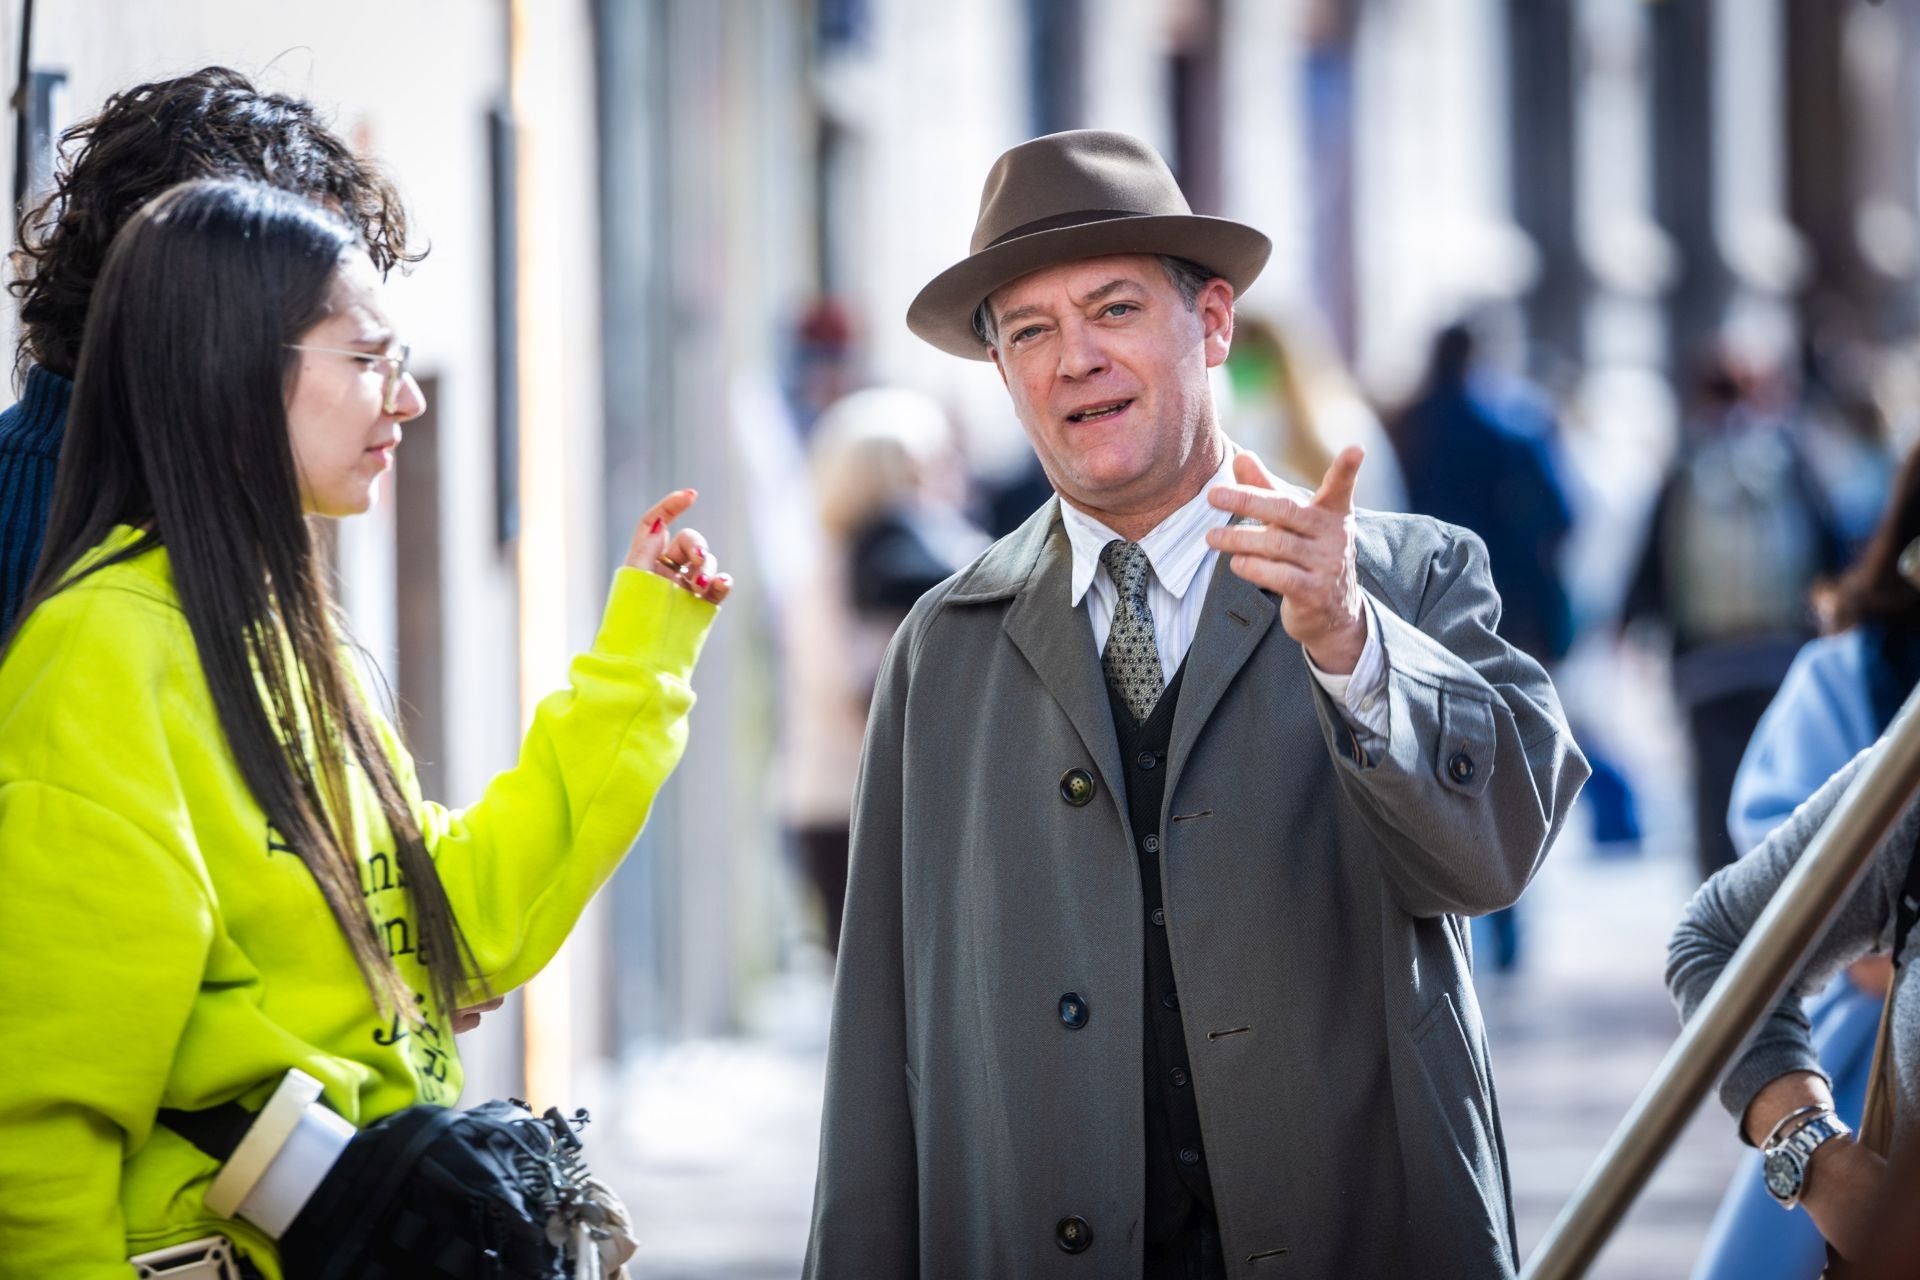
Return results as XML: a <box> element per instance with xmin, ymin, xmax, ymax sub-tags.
<box><xmin>391</xmin><ymin>371</ymin><xmax>427</xmax><ymax>421</ymax></box>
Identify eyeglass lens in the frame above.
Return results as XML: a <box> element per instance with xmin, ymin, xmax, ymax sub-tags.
<box><xmin>382</xmin><ymin>347</ymin><xmax>410</xmax><ymax>412</ymax></box>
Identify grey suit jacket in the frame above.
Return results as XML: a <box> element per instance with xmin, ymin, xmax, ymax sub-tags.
<box><xmin>804</xmin><ymin>498</ymin><xmax>1589</xmax><ymax>1278</ymax></box>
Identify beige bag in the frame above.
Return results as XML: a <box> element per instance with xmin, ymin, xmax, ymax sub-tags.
<box><xmin>1821</xmin><ymin>993</ymin><xmax>1894</xmax><ymax>1280</ymax></box>
<box><xmin>1823</xmin><ymin>866</ymin><xmax>1911</xmax><ymax>1280</ymax></box>
<box><xmin>1856</xmin><ymin>998</ymin><xmax>1898</xmax><ymax>1161</ymax></box>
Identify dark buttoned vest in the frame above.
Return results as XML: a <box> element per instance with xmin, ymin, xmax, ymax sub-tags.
<box><xmin>1106</xmin><ymin>662</ymin><xmax>1219</xmax><ymax>1257</ymax></box>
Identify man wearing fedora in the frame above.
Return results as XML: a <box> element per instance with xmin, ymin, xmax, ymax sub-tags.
<box><xmin>803</xmin><ymin>130</ymin><xmax>1588</xmax><ymax>1279</ymax></box>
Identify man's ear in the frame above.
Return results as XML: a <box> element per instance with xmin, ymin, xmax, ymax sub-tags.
<box><xmin>1198</xmin><ymin>277</ymin><xmax>1235</xmax><ymax>369</ymax></box>
<box><xmin>989</xmin><ymin>345</ymin><xmax>1009</xmax><ymax>389</ymax></box>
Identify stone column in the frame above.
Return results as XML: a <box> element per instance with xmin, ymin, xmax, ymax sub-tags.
<box><xmin>1508</xmin><ymin>0</ymin><xmax>1587</xmax><ymax>370</ymax></box>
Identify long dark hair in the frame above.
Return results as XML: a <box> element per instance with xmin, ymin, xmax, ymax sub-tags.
<box><xmin>1819</xmin><ymin>442</ymin><xmax>1920</xmax><ymax>636</ymax></box>
<box><xmin>10</xmin><ymin>66</ymin><xmax>421</xmax><ymax>381</ymax></box>
<box><xmin>17</xmin><ymin>179</ymin><xmax>475</xmax><ymax>1021</ymax></box>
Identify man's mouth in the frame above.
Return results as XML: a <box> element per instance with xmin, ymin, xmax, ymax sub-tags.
<box><xmin>1066</xmin><ymin>399</ymin><xmax>1133</xmax><ymax>424</ymax></box>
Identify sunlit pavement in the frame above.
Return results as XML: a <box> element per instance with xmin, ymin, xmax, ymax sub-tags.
<box><xmin>1484</xmin><ymin>834</ymin><xmax>1742</xmax><ymax>1279</ymax></box>
<box><xmin>606</xmin><ymin>963</ymin><xmax>831</xmax><ymax>1279</ymax></box>
<box><xmin>604</xmin><ymin>837</ymin><xmax>1744</xmax><ymax>1278</ymax></box>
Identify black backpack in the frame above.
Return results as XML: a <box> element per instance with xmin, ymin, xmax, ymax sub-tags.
<box><xmin>164</xmin><ymin>1099</ymin><xmax>614</xmax><ymax>1279</ymax></box>
<box><xmin>286</xmin><ymin>1099</ymin><xmax>595</xmax><ymax>1279</ymax></box>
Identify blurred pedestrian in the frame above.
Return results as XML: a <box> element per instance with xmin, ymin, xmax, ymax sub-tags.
<box><xmin>1392</xmin><ymin>320</ymin><xmax>1578</xmax><ymax>970</ymax></box>
<box><xmin>1625</xmin><ymin>349</ymin><xmax>1849</xmax><ymax>880</ymax></box>
<box><xmin>1796</xmin><ymin>312</ymin><xmax>1897</xmax><ymax>559</ymax></box>
<box><xmin>784</xmin><ymin>296</ymin><xmax>861</xmax><ymax>438</ymax></box>
<box><xmin>782</xmin><ymin>387</ymin><xmax>984</xmax><ymax>953</ymax></box>
<box><xmin>1688</xmin><ymin>441</ymin><xmax>1920</xmax><ymax>1280</ymax></box>
<box><xmin>1223</xmin><ymin>310</ymin><xmax>1406</xmax><ymax>512</ymax></box>
<box><xmin>806</xmin><ymin>129</ymin><xmax>1586</xmax><ymax>1279</ymax></box>
<box><xmin>1393</xmin><ymin>321</ymin><xmax>1576</xmax><ymax>666</ymax></box>
<box><xmin>0</xmin><ymin>179</ymin><xmax>725</xmax><ymax>1277</ymax></box>
<box><xmin>0</xmin><ymin>66</ymin><xmax>424</xmax><ymax>638</ymax></box>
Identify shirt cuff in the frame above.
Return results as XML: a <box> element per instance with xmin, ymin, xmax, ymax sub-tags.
<box><xmin>1305</xmin><ymin>597</ymin><xmax>1391</xmax><ymax>755</ymax></box>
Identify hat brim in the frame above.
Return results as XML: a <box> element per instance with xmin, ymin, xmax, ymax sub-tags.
<box><xmin>906</xmin><ymin>213</ymin><xmax>1272</xmax><ymax>360</ymax></box>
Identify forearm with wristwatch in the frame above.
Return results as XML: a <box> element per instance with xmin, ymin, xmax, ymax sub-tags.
<box><xmin>1744</xmin><ymin>1071</ymin><xmax>1853</xmax><ymax>1210</ymax></box>
<box><xmin>1759</xmin><ymin>1101</ymin><xmax>1853</xmax><ymax>1209</ymax></box>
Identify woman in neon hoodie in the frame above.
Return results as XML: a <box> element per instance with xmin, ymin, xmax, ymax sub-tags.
<box><xmin>0</xmin><ymin>178</ymin><xmax>730</xmax><ymax>1276</ymax></box>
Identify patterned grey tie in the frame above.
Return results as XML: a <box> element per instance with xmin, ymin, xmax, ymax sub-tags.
<box><xmin>1100</xmin><ymin>539</ymin><xmax>1165</xmax><ymax>723</ymax></box>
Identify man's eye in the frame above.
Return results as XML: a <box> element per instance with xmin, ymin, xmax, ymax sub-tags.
<box><xmin>1103</xmin><ymin>303</ymin><xmax>1137</xmax><ymax>319</ymax></box>
<box><xmin>1011</xmin><ymin>325</ymin><xmax>1044</xmax><ymax>344</ymax></box>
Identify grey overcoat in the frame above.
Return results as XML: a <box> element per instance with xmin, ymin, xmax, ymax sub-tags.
<box><xmin>804</xmin><ymin>498</ymin><xmax>1589</xmax><ymax>1278</ymax></box>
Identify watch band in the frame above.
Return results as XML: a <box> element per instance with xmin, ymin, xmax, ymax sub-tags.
<box><xmin>1762</xmin><ymin>1110</ymin><xmax>1853</xmax><ymax>1209</ymax></box>
<box><xmin>1761</xmin><ymin>1102</ymin><xmax>1830</xmax><ymax>1150</ymax></box>
<box><xmin>1784</xmin><ymin>1112</ymin><xmax>1851</xmax><ymax>1163</ymax></box>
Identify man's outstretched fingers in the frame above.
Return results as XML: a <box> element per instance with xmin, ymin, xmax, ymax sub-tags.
<box><xmin>1232</xmin><ymin>450</ymin><xmax>1281</xmax><ymax>491</ymax></box>
<box><xmin>1207</xmin><ymin>522</ymin><xmax>1321</xmax><ymax>567</ymax></box>
<box><xmin>1228</xmin><ymin>554</ymin><xmax>1310</xmax><ymax>598</ymax></box>
<box><xmin>1311</xmin><ymin>446</ymin><xmax>1365</xmax><ymax>514</ymax></box>
<box><xmin>1209</xmin><ymin>483</ymin><xmax>1311</xmax><ymax>531</ymax></box>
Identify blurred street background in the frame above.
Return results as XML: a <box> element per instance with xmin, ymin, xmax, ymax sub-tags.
<box><xmin>13</xmin><ymin>0</ymin><xmax>1920</xmax><ymax>1275</ymax></box>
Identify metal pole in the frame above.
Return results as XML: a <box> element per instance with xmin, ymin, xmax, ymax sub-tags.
<box><xmin>10</xmin><ymin>0</ymin><xmax>34</xmax><ymax>220</ymax></box>
<box><xmin>1521</xmin><ymin>684</ymin><xmax>1920</xmax><ymax>1278</ymax></box>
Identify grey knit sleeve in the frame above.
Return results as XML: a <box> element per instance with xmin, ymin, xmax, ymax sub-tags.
<box><xmin>1666</xmin><ymin>744</ymin><xmax>1913</xmax><ymax>1136</ymax></box>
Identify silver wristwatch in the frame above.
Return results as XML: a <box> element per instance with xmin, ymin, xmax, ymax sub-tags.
<box><xmin>1761</xmin><ymin>1110</ymin><xmax>1852</xmax><ymax>1209</ymax></box>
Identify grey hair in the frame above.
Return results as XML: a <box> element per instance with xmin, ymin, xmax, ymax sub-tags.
<box><xmin>968</xmin><ymin>254</ymin><xmax>1219</xmax><ymax>349</ymax></box>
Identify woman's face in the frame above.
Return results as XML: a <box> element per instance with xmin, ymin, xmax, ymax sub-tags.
<box><xmin>285</xmin><ymin>251</ymin><xmax>424</xmax><ymax>517</ymax></box>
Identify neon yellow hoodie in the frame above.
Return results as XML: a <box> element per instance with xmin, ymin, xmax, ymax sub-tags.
<box><xmin>0</xmin><ymin>526</ymin><xmax>714</xmax><ymax>1277</ymax></box>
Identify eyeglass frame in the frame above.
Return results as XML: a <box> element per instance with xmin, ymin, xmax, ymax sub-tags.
<box><xmin>284</xmin><ymin>342</ymin><xmax>413</xmax><ymax>414</ymax></box>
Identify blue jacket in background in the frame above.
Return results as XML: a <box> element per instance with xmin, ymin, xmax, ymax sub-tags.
<box><xmin>0</xmin><ymin>365</ymin><xmax>74</xmax><ymax>636</ymax></box>
<box><xmin>1393</xmin><ymin>374</ymin><xmax>1576</xmax><ymax>663</ymax></box>
<box><xmin>1728</xmin><ymin>630</ymin><xmax>1883</xmax><ymax>854</ymax></box>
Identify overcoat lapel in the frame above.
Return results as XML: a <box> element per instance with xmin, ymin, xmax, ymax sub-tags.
<box><xmin>1000</xmin><ymin>519</ymin><xmax>1129</xmax><ymax>828</ymax></box>
<box><xmin>952</xmin><ymin>500</ymin><xmax>1129</xmax><ymax>828</ymax></box>
<box><xmin>1166</xmin><ymin>528</ymin><xmax>1278</xmax><ymax>792</ymax></box>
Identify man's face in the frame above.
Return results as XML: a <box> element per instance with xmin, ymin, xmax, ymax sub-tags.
<box><xmin>987</xmin><ymin>254</ymin><xmax>1233</xmax><ymax>521</ymax></box>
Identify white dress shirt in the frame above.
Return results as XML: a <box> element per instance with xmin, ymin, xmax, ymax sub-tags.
<box><xmin>1058</xmin><ymin>447</ymin><xmax>1390</xmax><ymax>752</ymax></box>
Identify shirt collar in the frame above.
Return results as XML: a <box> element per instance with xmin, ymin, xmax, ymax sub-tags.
<box><xmin>1061</xmin><ymin>448</ymin><xmax>1241</xmax><ymax>607</ymax></box>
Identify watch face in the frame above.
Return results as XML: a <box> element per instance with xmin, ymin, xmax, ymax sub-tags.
<box><xmin>1764</xmin><ymin>1149</ymin><xmax>1802</xmax><ymax>1201</ymax></box>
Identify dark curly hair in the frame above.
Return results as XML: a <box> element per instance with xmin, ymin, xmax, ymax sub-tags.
<box><xmin>9</xmin><ymin>65</ymin><xmax>423</xmax><ymax>380</ymax></box>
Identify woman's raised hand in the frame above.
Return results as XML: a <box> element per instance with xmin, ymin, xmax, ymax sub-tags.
<box><xmin>625</xmin><ymin>489</ymin><xmax>732</xmax><ymax>605</ymax></box>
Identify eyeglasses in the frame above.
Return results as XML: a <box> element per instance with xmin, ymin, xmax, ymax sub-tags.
<box><xmin>285</xmin><ymin>342</ymin><xmax>413</xmax><ymax>414</ymax></box>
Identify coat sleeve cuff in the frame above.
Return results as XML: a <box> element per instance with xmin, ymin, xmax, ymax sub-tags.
<box><xmin>1304</xmin><ymin>596</ymin><xmax>1390</xmax><ymax>756</ymax></box>
<box><xmin>1719</xmin><ymin>1041</ymin><xmax>1831</xmax><ymax>1146</ymax></box>
<box><xmin>1326</xmin><ymin>596</ymin><xmax>1501</xmax><ymax>797</ymax></box>
<box><xmin>593</xmin><ymin>567</ymin><xmax>717</xmax><ymax>683</ymax></box>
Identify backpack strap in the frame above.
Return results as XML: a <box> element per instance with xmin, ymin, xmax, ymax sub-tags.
<box><xmin>157</xmin><ymin>1100</ymin><xmax>256</xmax><ymax>1162</ymax></box>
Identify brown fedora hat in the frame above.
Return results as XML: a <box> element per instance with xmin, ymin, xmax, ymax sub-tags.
<box><xmin>907</xmin><ymin>129</ymin><xmax>1271</xmax><ymax>360</ymax></box>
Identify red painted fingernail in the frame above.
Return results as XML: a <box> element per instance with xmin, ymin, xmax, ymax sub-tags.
<box><xmin>649</xmin><ymin>518</ymin><xmax>662</xmax><ymax>534</ymax></box>
<box><xmin>695</xmin><ymin>575</ymin><xmax>709</xmax><ymax>589</ymax></box>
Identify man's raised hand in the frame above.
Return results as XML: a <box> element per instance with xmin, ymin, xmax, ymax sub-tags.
<box><xmin>1205</xmin><ymin>446</ymin><xmax>1366</xmax><ymax>673</ymax></box>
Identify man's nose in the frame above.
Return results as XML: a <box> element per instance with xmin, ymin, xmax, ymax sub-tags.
<box><xmin>1056</xmin><ymin>319</ymin><xmax>1108</xmax><ymax>381</ymax></box>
